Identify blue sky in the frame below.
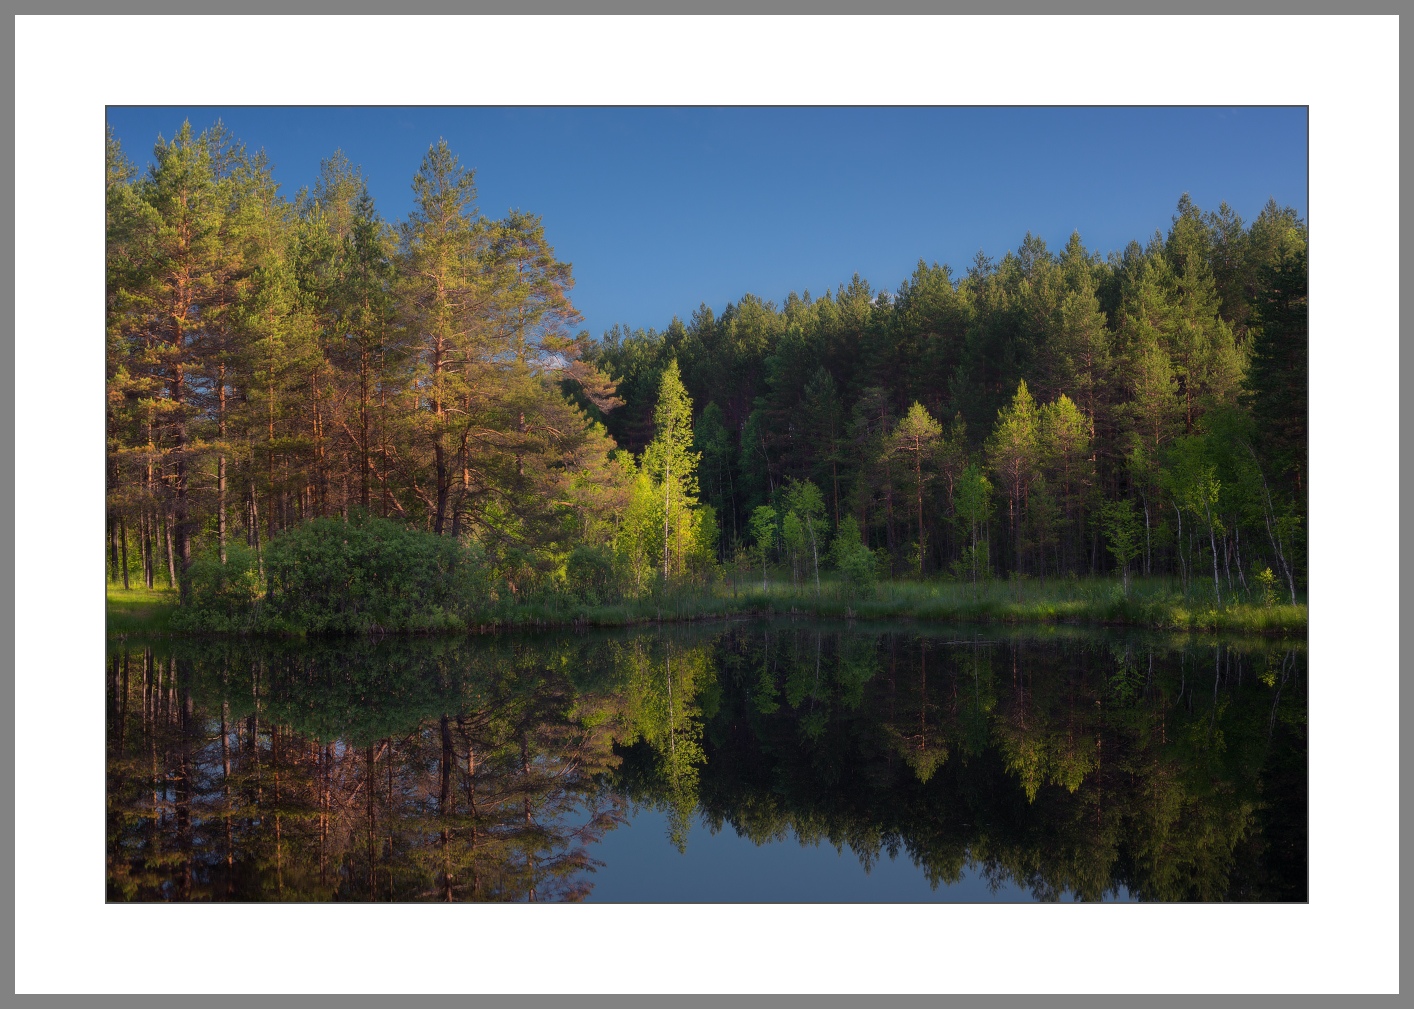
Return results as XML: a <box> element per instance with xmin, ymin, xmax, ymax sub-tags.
<box><xmin>106</xmin><ymin>107</ymin><xmax>1307</xmax><ymax>339</ymax></box>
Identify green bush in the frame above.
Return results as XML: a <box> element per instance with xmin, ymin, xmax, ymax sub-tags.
<box><xmin>173</xmin><ymin>542</ymin><xmax>264</xmax><ymax>632</ymax></box>
<box><xmin>263</xmin><ymin>515</ymin><xmax>490</xmax><ymax>633</ymax></box>
<box><xmin>1253</xmin><ymin>565</ymin><xmax>1279</xmax><ymax>608</ymax></box>
<box><xmin>181</xmin><ymin>515</ymin><xmax>492</xmax><ymax>634</ymax></box>
<box><xmin>828</xmin><ymin>516</ymin><xmax>878</xmax><ymax>595</ymax></box>
<box><xmin>565</xmin><ymin>544</ymin><xmax>621</xmax><ymax>604</ymax></box>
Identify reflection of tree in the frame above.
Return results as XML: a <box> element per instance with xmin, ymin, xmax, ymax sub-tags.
<box><xmin>106</xmin><ymin>637</ymin><xmax>632</xmax><ymax>901</ymax></box>
<box><xmin>609</xmin><ymin>637</ymin><xmax>711</xmax><ymax>852</ymax></box>
<box><xmin>689</xmin><ymin>627</ymin><xmax>1306</xmax><ymax>902</ymax></box>
<box><xmin>882</xmin><ymin>639</ymin><xmax>947</xmax><ymax>784</ymax></box>
<box><xmin>106</xmin><ymin>627</ymin><xmax>1306</xmax><ymax>902</ymax></box>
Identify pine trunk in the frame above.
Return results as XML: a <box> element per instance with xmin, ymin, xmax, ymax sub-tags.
<box><xmin>218</xmin><ymin>367</ymin><xmax>227</xmax><ymax>563</ymax></box>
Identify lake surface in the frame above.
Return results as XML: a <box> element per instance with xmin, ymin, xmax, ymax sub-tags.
<box><xmin>106</xmin><ymin>620</ymin><xmax>1306</xmax><ymax>902</ymax></box>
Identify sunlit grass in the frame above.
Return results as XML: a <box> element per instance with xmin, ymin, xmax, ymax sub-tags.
<box><xmin>106</xmin><ymin>582</ymin><xmax>179</xmax><ymax>636</ymax></box>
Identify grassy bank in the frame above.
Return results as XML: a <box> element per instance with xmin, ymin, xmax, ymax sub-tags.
<box><xmin>107</xmin><ymin>575</ymin><xmax>1306</xmax><ymax>637</ymax></box>
<box><xmin>107</xmin><ymin>584</ymin><xmax>179</xmax><ymax>636</ymax></box>
<box><xmin>505</xmin><ymin>576</ymin><xmax>1306</xmax><ymax>635</ymax></box>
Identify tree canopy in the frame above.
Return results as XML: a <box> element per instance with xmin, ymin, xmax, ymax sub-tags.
<box><xmin>108</xmin><ymin>120</ymin><xmax>1306</xmax><ymax>607</ymax></box>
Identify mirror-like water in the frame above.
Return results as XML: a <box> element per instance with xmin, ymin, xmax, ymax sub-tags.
<box><xmin>106</xmin><ymin>621</ymin><xmax>1306</xmax><ymax>902</ymax></box>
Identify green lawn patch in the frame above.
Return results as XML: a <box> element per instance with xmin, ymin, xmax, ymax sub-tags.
<box><xmin>106</xmin><ymin>584</ymin><xmax>179</xmax><ymax>637</ymax></box>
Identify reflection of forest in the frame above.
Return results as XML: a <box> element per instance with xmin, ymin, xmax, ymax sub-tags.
<box><xmin>106</xmin><ymin>624</ymin><xmax>1306</xmax><ymax>902</ymax></box>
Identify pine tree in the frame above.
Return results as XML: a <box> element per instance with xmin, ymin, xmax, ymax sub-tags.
<box><xmin>987</xmin><ymin>381</ymin><xmax>1040</xmax><ymax>574</ymax></box>
<box><xmin>1244</xmin><ymin>233</ymin><xmax>1307</xmax><ymax>499</ymax></box>
<box><xmin>400</xmin><ymin>140</ymin><xmax>488</xmax><ymax>535</ymax></box>
<box><xmin>1039</xmin><ymin>394</ymin><xmax>1092</xmax><ymax>571</ymax></box>
<box><xmin>889</xmin><ymin>402</ymin><xmax>943</xmax><ymax>577</ymax></box>
<box><xmin>121</xmin><ymin>121</ymin><xmax>251</xmax><ymax>586</ymax></box>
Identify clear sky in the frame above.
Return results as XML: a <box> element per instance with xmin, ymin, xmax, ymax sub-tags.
<box><xmin>106</xmin><ymin>106</ymin><xmax>1307</xmax><ymax>340</ymax></box>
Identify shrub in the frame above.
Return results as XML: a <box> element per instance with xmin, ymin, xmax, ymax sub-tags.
<box><xmin>180</xmin><ymin>514</ymin><xmax>493</xmax><ymax>634</ymax></box>
<box><xmin>262</xmin><ymin>514</ymin><xmax>490</xmax><ymax>633</ymax></box>
<box><xmin>829</xmin><ymin>516</ymin><xmax>878</xmax><ymax>595</ymax></box>
<box><xmin>565</xmin><ymin>543</ymin><xmax>621</xmax><ymax>604</ymax></box>
<box><xmin>173</xmin><ymin>542</ymin><xmax>264</xmax><ymax>632</ymax></box>
<box><xmin>1253</xmin><ymin>565</ymin><xmax>1279</xmax><ymax>608</ymax></box>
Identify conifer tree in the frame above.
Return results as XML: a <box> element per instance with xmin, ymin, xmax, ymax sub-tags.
<box><xmin>987</xmin><ymin>381</ymin><xmax>1041</xmax><ymax>573</ymax></box>
<box><xmin>400</xmin><ymin>140</ymin><xmax>488</xmax><ymax>535</ymax></box>
<box><xmin>889</xmin><ymin>402</ymin><xmax>943</xmax><ymax>577</ymax></box>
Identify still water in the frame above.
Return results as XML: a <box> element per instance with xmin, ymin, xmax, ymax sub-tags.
<box><xmin>106</xmin><ymin>621</ymin><xmax>1306</xmax><ymax>902</ymax></box>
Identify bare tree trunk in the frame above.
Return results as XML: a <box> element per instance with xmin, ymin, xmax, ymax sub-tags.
<box><xmin>119</xmin><ymin>514</ymin><xmax>130</xmax><ymax>590</ymax></box>
<box><xmin>1174</xmin><ymin>502</ymin><xmax>1185</xmax><ymax>595</ymax></box>
<box><xmin>434</xmin><ymin>440</ymin><xmax>449</xmax><ymax>535</ymax></box>
<box><xmin>1142</xmin><ymin>497</ymin><xmax>1151</xmax><ymax>577</ymax></box>
<box><xmin>312</xmin><ymin>368</ymin><xmax>328</xmax><ymax>518</ymax></box>
<box><xmin>218</xmin><ymin>366</ymin><xmax>227</xmax><ymax>563</ymax></box>
<box><xmin>1244</xmin><ymin>443</ymin><xmax>1297</xmax><ymax>604</ymax></box>
<box><xmin>883</xmin><ymin>455</ymin><xmax>897</xmax><ymax>567</ymax></box>
<box><xmin>118</xmin><ymin>652</ymin><xmax>128</xmax><ymax>751</ymax></box>
<box><xmin>916</xmin><ymin>452</ymin><xmax>925</xmax><ymax>578</ymax></box>
<box><xmin>108</xmin><ymin>514</ymin><xmax>119</xmax><ymax>584</ymax></box>
<box><xmin>1234</xmin><ymin>524</ymin><xmax>1248</xmax><ymax>594</ymax></box>
<box><xmin>360</xmin><ymin>347</ymin><xmax>371</xmax><ymax>510</ymax></box>
<box><xmin>380</xmin><ymin>351</ymin><xmax>391</xmax><ymax>518</ymax></box>
<box><xmin>1203</xmin><ymin>502</ymin><xmax>1221</xmax><ymax>606</ymax></box>
<box><xmin>172</xmin><ymin>356</ymin><xmax>192</xmax><ymax>586</ymax></box>
<box><xmin>808</xmin><ymin>516</ymin><xmax>821</xmax><ymax>598</ymax></box>
<box><xmin>432</xmin><ymin>330</ymin><xmax>449</xmax><ymax>535</ymax></box>
<box><xmin>832</xmin><ymin>458</ymin><xmax>840</xmax><ymax>529</ymax></box>
<box><xmin>1222</xmin><ymin>528</ymin><xmax>1233</xmax><ymax>596</ymax></box>
<box><xmin>141</xmin><ymin>510</ymin><xmax>153</xmax><ymax>589</ymax></box>
<box><xmin>163</xmin><ymin>511</ymin><xmax>177</xmax><ymax>588</ymax></box>
<box><xmin>250</xmin><ymin>480</ymin><xmax>263</xmax><ymax>577</ymax></box>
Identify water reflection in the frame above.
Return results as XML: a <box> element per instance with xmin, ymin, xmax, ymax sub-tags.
<box><xmin>106</xmin><ymin>623</ymin><xmax>1306</xmax><ymax>902</ymax></box>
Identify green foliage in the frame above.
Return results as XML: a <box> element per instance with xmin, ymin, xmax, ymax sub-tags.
<box><xmin>952</xmin><ymin>464</ymin><xmax>993</xmax><ymax>584</ymax></box>
<box><xmin>1243</xmin><ymin>224</ymin><xmax>1307</xmax><ymax>499</ymax></box>
<box><xmin>749</xmin><ymin>505</ymin><xmax>778</xmax><ymax>588</ymax></box>
<box><xmin>889</xmin><ymin>402</ymin><xmax>944</xmax><ymax>577</ymax></box>
<box><xmin>687</xmin><ymin>505</ymin><xmax>721</xmax><ymax>582</ymax></box>
<box><xmin>782</xmin><ymin>479</ymin><xmax>826</xmax><ymax>527</ymax></box>
<box><xmin>174</xmin><ymin>542</ymin><xmax>264</xmax><ymax>632</ymax></box>
<box><xmin>642</xmin><ymin>359</ymin><xmax>699</xmax><ymax>495</ymax></box>
<box><xmin>693</xmin><ymin>401</ymin><xmax>737</xmax><ymax>555</ymax></box>
<box><xmin>616</xmin><ymin>468</ymin><xmax>666</xmax><ymax>595</ymax></box>
<box><xmin>829</xmin><ymin>515</ymin><xmax>878</xmax><ymax>594</ymax></box>
<box><xmin>106</xmin><ymin>123</ymin><xmax>1306</xmax><ymax>624</ymax></box>
<box><xmin>565</xmin><ymin>543</ymin><xmax>622</xmax><ymax>604</ymax></box>
<box><xmin>781</xmin><ymin>510</ymin><xmax>805</xmax><ymax>585</ymax></box>
<box><xmin>297</xmin><ymin>515</ymin><xmax>487</xmax><ymax>632</ymax></box>
<box><xmin>1253</xmin><ymin>565</ymin><xmax>1278</xmax><ymax>608</ymax></box>
<box><xmin>180</xmin><ymin>514</ymin><xmax>492</xmax><ymax>634</ymax></box>
<box><xmin>1100</xmin><ymin>498</ymin><xmax>1143</xmax><ymax>596</ymax></box>
<box><xmin>635</xmin><ymin>359</ymin><xmax>710</xmax><ymax>590</ymax></box>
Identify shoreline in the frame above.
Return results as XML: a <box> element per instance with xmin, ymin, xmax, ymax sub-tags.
<box><xmin>107</xmin><ymin>580</ymin><xmax>1309</xmax><ymax>639</ymax></box>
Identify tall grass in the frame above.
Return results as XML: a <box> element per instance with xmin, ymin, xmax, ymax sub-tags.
<box><xmin>480</xmin><ymin>574</ymin><xmax>1306</xmax><ymax>635</ymax></box>
<box><xmin>106</xmin><ymin>572</ymin><xmax>1306</xmax><ymax>637</ymax></box>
